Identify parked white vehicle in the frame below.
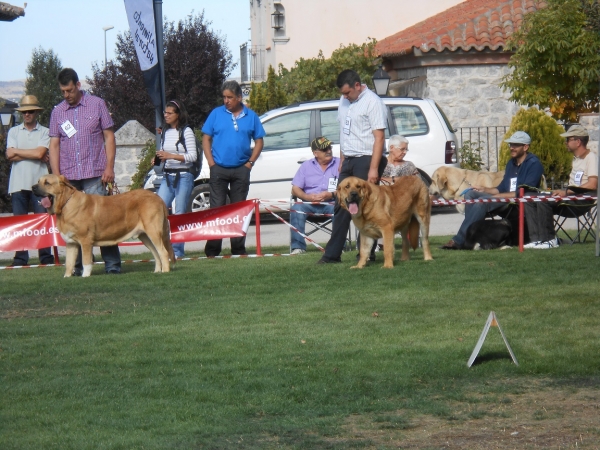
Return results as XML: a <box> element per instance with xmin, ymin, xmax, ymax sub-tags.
<box><xmin>144</xmin><ymin>97</ymin><xmax>459</xmax><ymax>212</ymax></box>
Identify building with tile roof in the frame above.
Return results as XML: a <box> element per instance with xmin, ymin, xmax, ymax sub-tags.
<box><xmin>376</xmin><ymin>0</ymin><xmax>547</xmax><ymax>152</ymax></box>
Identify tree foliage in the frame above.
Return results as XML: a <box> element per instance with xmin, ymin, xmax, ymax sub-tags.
<box><xmin>88</xmin><ymin>12</ymin><xmax>233</xmax><ymax>132</ymax></box>
<box><xmin>499</xmin><ymin>108</ymin><xmax>571</xmax><ymax>183</ymax></box>
<box><xmin>25</xmin><ymin>47</ymin><xmax>64</xmax><ymax>126</ymax></box>
<box><xmin>501</xmin><ymin>0</ymin><xmax>600</xmax><ymax>121</ymax></box>
<box><xmin>248</xmin><ymin>39</ymin><xmax>380</xmax><ymax>114</ymax></box>
<box><xmin>248</xmin><ymin>65</ymin><xmax>287</xmax><ymax>115</ymax></box>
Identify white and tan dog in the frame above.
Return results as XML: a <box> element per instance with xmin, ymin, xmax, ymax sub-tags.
<box><xmin>429</xmin><ymin>166</ymin><xmax>504</xmax><ymax>213</ymax></box>
<box><xmin>33</xmin><ymin>174</ymin><xmax>175</xmax><ymax>277</ymax></box>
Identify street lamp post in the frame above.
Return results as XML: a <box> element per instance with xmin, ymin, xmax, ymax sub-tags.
<box><xmin>102</xmin><ymin>25</ymin><xmax>114</xmax><ymax>67</ymax></box>
<box><xmin>372</xmin><ymin>65</ymin><xmax>391</xmax><ymax>97</ymax></box>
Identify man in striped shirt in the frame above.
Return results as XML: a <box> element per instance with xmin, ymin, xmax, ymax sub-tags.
<box><xmin>49</xmin><ymin>68</ymin><xmax>121</xmax><ymax>275</ymax></box>
<box><xmin>317</xmin><ymin>70</ymin><xmax>388</xmax><ymax>264</ymax></box>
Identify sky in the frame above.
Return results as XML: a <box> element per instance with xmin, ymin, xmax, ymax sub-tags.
<box><xmin>0</xmin><ymin>0</ymin><xmax>250</xmax><ymax>81</ymax></box>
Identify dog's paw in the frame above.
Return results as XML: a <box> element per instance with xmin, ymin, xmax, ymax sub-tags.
<box><xmin>350</xmin><ymin>265</ymin><xmax>363</xmax><ymax>269</ymax></box>
<box><xmin>382</xmin><ymin>264</ymin><xmax>394</xmax><ymax>269</ymax></box>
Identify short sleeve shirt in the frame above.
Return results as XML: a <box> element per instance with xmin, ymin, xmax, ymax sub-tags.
<box><xmin>292</xmin><ymin>157</ymin><xmax>340</xmax><ymax>195</ymax></box>
<box><xmin>337</xmin><ymin>86</ymin><xmax>387</xmax><ymax>157</ymax></box>
<box><xmin>49</xmin><ymin>91</ymin><xmax>114</xmax><ymax>180</ymax></box>
<box><xmin>569</xmin><ymin>151</ymin><xmax>598</xmax><ymax>186</ymax></box>
<box><xmin>202</xmin><ymin>105</ymin><xmax>266</xmax><ymax>168</ymax></box>
<box><xmin>7</xmin><ymin>123</ymin><xmax>50</xmax><ymax>193</ymax></box>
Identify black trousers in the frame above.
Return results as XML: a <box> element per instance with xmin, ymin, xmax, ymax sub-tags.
<box><xmin>321</xmin><ymin>155</ymin><xmax>387</xmax><ymax>262</ymax></box>
<box><xmin>204</xmin><ymin>164</ymin><xmax>251</xmax><ymax>256</ymax></box>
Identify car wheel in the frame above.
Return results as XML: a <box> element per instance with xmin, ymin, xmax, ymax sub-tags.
<box><xmin>187</xmin><ymin>184</ymin><xmax>211</xmax><ymax>212</ymax></box>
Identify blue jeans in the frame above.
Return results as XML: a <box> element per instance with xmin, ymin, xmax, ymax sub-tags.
<box><xmin>452</xmin><ymin>190</ymin><xmax>508</xmax><ymax>246</ymax></box>
<box><xmin>11</xmin><ymin>190</ymin><xmax>54</xmax><ymax>265</ymax></box>
<box><xmin>69</xmin><ymin>177</ymin><xmax>121</xmax><ymax>273</ymax></box>
<box><xmin>290</xmin><ymin>202</ymin><xmax>335</xmax><ymax>251</ymax></box>
<box><xmin>157</xmin><ymin>172</ymin><xmax>194</xmax><ymax>258</ymax></box>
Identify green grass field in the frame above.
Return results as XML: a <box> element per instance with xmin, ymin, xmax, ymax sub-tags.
<box><xmin>1</xmin><ymin>236</ymin><xmax>599</xmax><ymax>449</ymax></box>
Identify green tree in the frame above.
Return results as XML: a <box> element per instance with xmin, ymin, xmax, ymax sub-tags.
<box><xmin>88</xmin><ymin>11</ymin><xmax>233</xmax><ymax>132</ymax></box>
<box><xmin>25</xmin><ymin>47</ymin><xmax>63</xmax><ymax>126</ymax></box>
<box><xmin>499</xmin><ymin>108</ymin><xmax>571</xmax><ymax>183</ymax></box>
<box><xmin>279</xmin><ymin>39</ymin><xmax>380</xmax><ymax>103</ymax></box>
<box><xmin>501</xmin><ymin>0</ymin><xmax>600</xmax><ymax>121</ymax></box>
<box><xmin>249</xmin><ymin>65</ymin><xmax>287</xmax><ymax>115</ymax></box>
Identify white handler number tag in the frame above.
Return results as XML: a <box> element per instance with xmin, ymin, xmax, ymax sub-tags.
<box><xmin>328</xmin><ymin>177</ymin><xmax>338</xmax><ymax>192</ymax></box>
<box><xmin>510</xmin><ymin>177</ymin><xmax>517</xmax><ymax>192</ymax></box>
<box><xmin>61</xmin><ymin>120</ymin><xmax>77</xmax><ymax>138</ymax></box>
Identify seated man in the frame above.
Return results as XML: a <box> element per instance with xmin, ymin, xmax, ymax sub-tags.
<box><xmin>552</xmin><ymin>124</ymin><xmax>598</xmax><ymax>196</ymax></box>
<box><xmin>290</xmin><ymin>137</ymin><xmax>340</xmax><ymax>254</ymax></box>
<box><xmin>442</xmin><ymin>131</ymin><xmax>546</xmax><ymax>249</ymax></box>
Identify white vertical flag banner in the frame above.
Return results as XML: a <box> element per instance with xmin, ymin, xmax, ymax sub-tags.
<box><xmin>124</xmin><ymin>0</ymin><xmax>162</xmax><ymax>107</ymax></box>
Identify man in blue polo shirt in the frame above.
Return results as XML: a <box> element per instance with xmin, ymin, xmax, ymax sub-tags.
<box><xmin>290</xmin><ymin>137</ymin><xmax>340</xmax><ymax>254</ymax></box>
<box><xmin>202</xmin><ymin>80</ymin><xmax>265</xmax><ymax>256</ymax></box>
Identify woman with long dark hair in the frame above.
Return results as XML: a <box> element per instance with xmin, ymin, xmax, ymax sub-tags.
<box><xmin>155</xmin><ymin>99</ymin><xmax>197</xmax><ymax>259</ymax></box>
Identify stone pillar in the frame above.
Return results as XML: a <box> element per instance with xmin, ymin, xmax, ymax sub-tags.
<box><xmin>114</xmin><ymin>120</ymin><xmax>155</xmax><ymax>191</ymax></box>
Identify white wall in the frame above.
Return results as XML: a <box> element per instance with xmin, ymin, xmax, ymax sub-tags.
<box><xmin>249</xmin><ymin>0</ymin><xmax>464</xmax><ymax>81</ymax></box>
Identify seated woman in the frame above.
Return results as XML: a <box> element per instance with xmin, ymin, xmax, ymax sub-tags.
<box><xmin>380</xmin><ymin>134</ymin><xmax>419</xmax><ymax>185</ymax></box>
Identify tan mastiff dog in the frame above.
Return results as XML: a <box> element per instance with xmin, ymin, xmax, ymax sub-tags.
<box><xmin>33</xmin><ymin>174</ymin><xmax>175</xmax><ymax>277</ymax></box>
<box><xmin>337</xmin><ymin>176</ymin><xmax>433</xmax><ymax>269</ymax></box>
<box><xmin>429</xmin><ymin>166</ymin><xmax>505</xmax><ymax>213</ymax></box>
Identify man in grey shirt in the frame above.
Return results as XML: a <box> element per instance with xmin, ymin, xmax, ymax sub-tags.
<box><xmin>5</xmin><ymin>95</ymin><xmax>54</xmax><ymax>266</ymax></box>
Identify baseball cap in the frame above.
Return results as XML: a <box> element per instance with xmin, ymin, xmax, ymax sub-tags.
<box><xmin>560</xmin><ymin>124</ymin><xmax>589</xmax><ymax>138</ymax></box>
<box><xmin>504</xmin><ymin>131</ymin><xmax>531</xmax><ymax>145</ymax></box>
<box><xmin>311</xmin><ymin>136</ymin><xmax>332</xmax><ymax>151</ymax></box>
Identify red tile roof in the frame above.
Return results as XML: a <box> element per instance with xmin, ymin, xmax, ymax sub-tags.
<box><xmin>376</xmin><ymin>0</ymin><xmax>546</xmax><ymax>57</ymax></box>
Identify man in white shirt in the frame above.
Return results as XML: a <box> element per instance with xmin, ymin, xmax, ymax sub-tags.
<box><xmin>5</xmin><ymin>95</ymin><xmax>54</xmax><ymax>266</ymax></box>
<box><xmin>317</xmin><ymin>70</ymin><xmax>387</xmax><ymax>264</ymax></box>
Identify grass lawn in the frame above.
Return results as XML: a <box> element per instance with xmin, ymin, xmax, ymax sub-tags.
<box><xmin>1</xmin><ymin>235</ymin><xmax>599</xmax><ymax>449</ymax></box>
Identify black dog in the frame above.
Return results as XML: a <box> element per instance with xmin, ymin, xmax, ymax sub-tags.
<box><xmin>463</xmin><ymin>218</ymin><xmax>528</xmax><ymax>250</ymax></box>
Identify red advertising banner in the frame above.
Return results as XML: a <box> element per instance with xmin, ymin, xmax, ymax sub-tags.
<box><xmin>0</xmin><ymin>213</ymin><xmax>64</xmax><ymax>252</ymax></box>
<box><xmin>168</xmin><ymin>200</ymin><xmax>256</xmax><ymax>243</ymax></box>
<box><xmin>0</xmin><ymin>200</ymin><xmax>257</xmax><ymax>252</ymax></box>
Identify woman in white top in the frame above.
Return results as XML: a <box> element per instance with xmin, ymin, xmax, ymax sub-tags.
<box><xmin>156</xmin><ymin>100</ymin><xmax>197</xmax><ymax>259</ymax></box>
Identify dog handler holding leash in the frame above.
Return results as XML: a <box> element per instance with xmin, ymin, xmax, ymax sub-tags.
<box><xmin>317</xmin><ymin>70</ymin><xmax>387</xmax><ymax>264</ymax></box>
<box><xmin>48</xmin><ymin>68</ymin><xmax>121</xmax><ymax>275</ymax></box>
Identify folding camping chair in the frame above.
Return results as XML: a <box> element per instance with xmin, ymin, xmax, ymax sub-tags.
<box><xmin>553</xmin><ymin>187</ymin><xmax>597</xmax><ymax>244</ymax></box>
<box><xmin>289</xmin><ymin>197</ymin><xmax>353</xmax><ymax>252</ymax></box>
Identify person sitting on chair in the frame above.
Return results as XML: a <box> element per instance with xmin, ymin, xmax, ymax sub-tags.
<box><xmin>290</xmin><ymin>137</ymin><xmax>340</xmax><ymax>254</ymax></box>
<box><xmin>552</xmin><ymin>124</ymin><xmax>598</xmax><ymax>196</ymax></box>
<box><xmin>380</xmin><ymin>134</ymin><xmax>419</xmax><ymax>185</ymax></box>
<box><xmin>441</xmin><ymin>131</ymin><xmax>546</xmax><ymax>249</ymax></box>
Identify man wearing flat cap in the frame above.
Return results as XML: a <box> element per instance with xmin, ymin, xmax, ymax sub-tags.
<box><xmin>290</xmin><ymin>137</ymin><xmax>340</xmax><ymax>254</ymax></box>
<box><xmin>553</xmin><ymin>124</ymin><xmax>598</xmax><ymax>195</ymax></box>
<box><xmin>442</xmin><ymin>131</ymin><xmax>547</xmax><ymax>249</ymax></box>
<box><xmin>5</xmin><ymin>95</ymin><xmax>54</xmax><ymax>266</ymax></box>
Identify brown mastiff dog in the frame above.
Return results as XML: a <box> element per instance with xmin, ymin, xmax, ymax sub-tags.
<box><xmin>337</xmin><ymin>176</ymin><xmax>433</xmax><ymax>269</ymax></box>
<box><xmin>429</xmin><ymin>166</ymin><xmax>505</xmax><ymax>213</ymax></box>
<box><xmin>33</xmin><ymin>174</ymin><xmax>175</xmax><ymax>277</ymax></box>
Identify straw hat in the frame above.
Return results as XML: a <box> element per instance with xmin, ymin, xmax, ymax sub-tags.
<box><xmin>15</xmin><ymin>95</ymin><xmax>44</xmax><ymax>112</ymax></box>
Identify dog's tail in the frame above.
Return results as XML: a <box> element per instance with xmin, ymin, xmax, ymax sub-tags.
<box><xmin>408</xmin><ymin>216</ymin><xmax>420</xmax><ymax>250</ymax></box>
<box><xmin>162</xmin><ymin>205</ymin><xmax>176</xmax><ymax>267</ymax></box>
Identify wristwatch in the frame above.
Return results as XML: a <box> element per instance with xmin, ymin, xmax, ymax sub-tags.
<box><xmin>248</xmin><ymin>160</ymin><xmax>255</xmax><ymax>166</ymax></box>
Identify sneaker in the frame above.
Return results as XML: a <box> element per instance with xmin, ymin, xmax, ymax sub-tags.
<box><xmin>523</xmin><ymin>241</ymin><xmax>541</xmax><ymax>249</ymax></box>
<box><xmin>531</xmin><ymin>238</ymin><xmax>559</xmax><ymax>249</ymax></box>
<box><xmin>290</xmin><ymin>248</ymin><xmax>306</xmax><ymax>255</ymax></box>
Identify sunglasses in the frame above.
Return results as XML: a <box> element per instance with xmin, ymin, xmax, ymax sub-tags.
<box><xmin>22</xmin><ymin>110</ymin><xmax>38</xmax><ymax>115</ymax></box>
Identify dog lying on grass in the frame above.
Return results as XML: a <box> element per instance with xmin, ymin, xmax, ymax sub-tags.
<box><xmin>33</xmin><ymin>174</ymin><xmax>175</xmax><ymax>277</ymax></box>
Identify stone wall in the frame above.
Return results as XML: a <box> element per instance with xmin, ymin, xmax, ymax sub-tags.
<box><xmin>578</xmin><ymin>114</ymin><xmax>599</xmax><ymax>155</ymax></box>
<box><xmin>114</xmin><ymin>120</ymin><xmax>155</xmax><ymax>191</ymax></box>
<box><xmin>426</xmin><ymin>64</ymin><xmax>520</xmax><ymax>128</ymax></box>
